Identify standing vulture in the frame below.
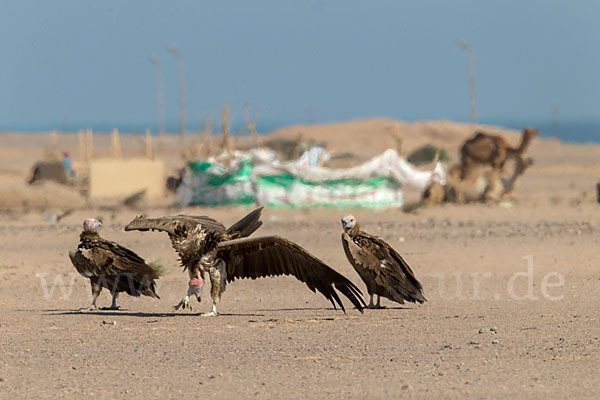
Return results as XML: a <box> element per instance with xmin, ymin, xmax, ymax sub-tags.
<box><xmin>69</xmin><ymin>218</ymin><xmax>160</xmax><ymax>310</ymax></box>
<box><xmin>125</xmin><ymin>208</ymin><xmax>365</xmax><ymax>315</ymax></box>
<box><xmin>341</xmin><ymin>215</ymin><xmax>426</xmax><ymax>309</ymax></box>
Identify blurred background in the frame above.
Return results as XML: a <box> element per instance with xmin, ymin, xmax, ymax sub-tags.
<box><xmin>1</xmin><ymin>0</ymin><xmax>599</xmax><ymax>211</ymax></box>
<box><xmin>1</xmin><ymin>0</ymin><xmax>598</xmax><ymax>140</ymax></box>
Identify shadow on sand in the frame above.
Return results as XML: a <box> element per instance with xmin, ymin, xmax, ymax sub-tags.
<box><xmin>41</xmin><ymin>309</ymin><xmax>265</xmax><ymax>318</ymax></box>
<box><xmin>30</xmin><ymin>304</ymin><xmax>411</xmax><ymax>318</ymax></box>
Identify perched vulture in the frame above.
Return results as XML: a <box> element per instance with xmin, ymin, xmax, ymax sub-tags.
<box><xmin>341</xmin><ymin>215</ymin><xmax>426</xmax><ymax>308</ymax></box>
<box><xmin>69</xmin><ymin>218</ymin><xmax>161</xmax><ymax>310</ymax></box>
<box><xmin>125</xmin><ymin>208</ymin><xmax>365</xmax><ymax>315</ymax></box>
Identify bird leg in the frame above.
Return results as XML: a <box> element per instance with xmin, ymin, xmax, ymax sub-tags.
<box><xmin>173</xmin><ymin>290</ymin><xmax>193</xmax><ymax>311</ymax></box>
<box><xmin>174</xmin><ymin>297</ymin><xmax>190</xmax><ymax>311</ymax></box>
<box><xmin>79</xmin><ymin>282</ymin><xmax>101</xmax><ymax>311</ymax></box>
<box><xmin>366</xmin><ymin>294</ymin><xmax>385</xmax><ymax>309</ymax></box>
<box><xmin>174</xmin><ymin>268</ymin><xmax>203</xmax><ymax>311</ymax></box>
<box><xmin>202</xmin><ymin>301</ymin><xmax>218</xmax><ymax>317</ymax></box>
<box><xmin>102</xmin><ymin>293</ymin><xmax>120</xmax><ymax>310</ymax></box>
<box><xmin>201</xmin><ymin>262</ymin><xmax>224</xmax><ymax>317</ymax></box>
<box><xmin>367</xmin><ymin>294</ymin><xmax>375</xmax><ymax>308</ymax></box>
<box><xmin>375</xmin><ymin>295</ymin><xmax>384</xmax><ymax>309</ymax></box>
<box><xmin>190</xmin><ymin>270</ymin><xmax>204</xmax><ymax>302</ymax></box>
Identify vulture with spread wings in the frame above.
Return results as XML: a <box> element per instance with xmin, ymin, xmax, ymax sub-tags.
<box><xmin>341</xmin><ymin>215</ymin><xmax>426</xmax><ymax>309</ymax></box>
<box><xmin>125</xmin><ymin>208</ymin><xmax>365</xmax><ymax>315</ymax></box>
<box><xmin>69</xmin><ymin>218</ymin><xmax>160</xmax><ymax>311</ymax></box>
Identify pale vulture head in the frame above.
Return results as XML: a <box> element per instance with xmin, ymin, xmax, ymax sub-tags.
<box><xmin>82</xmin><ymin>218</ymin><xmax>103</xmax><ymax>232</ymax></box>
<box><xmin>341</xmin><ymin>215</ymin><xmax>357</xmax><ymax>232</ymax></box>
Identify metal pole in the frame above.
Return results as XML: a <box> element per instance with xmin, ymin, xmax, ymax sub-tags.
<box><xmin>467</xmin><ymin>46</ymin><xmax>477</xmax><ymax>124</ymax></box>
<box><xmin>457</xmin><ymin>40</ymin><xmax>478</xmax><ymax>124</ymax></box>
<box><xmin>149</xmin><ymin>56</ymin><xmax>165</xmax><ymax>139</ymax></box>
<box><xmin>168</xmin><ymin>44</ymin><xmax>186</xmax><ymax>146</ymax></box>
<box><xmin>552</xmin><ymin>104</ymin><xmax>559</xmax><ymax>139</ymax></box>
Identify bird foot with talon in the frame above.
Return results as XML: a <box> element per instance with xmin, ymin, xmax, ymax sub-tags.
<box><xmin>201</xmin><ymin>311</ymin><xmax>218</xmax><ymax>317</ymax></box>
<box><xmin>366</xmin><ymin>304</ymin><xmax>386</xmax><ymax>309</ymax></box>
<box><xmin>174</xmin><ymin>296</ymin><xmax>192</xmax><ymax>311</ymax></box>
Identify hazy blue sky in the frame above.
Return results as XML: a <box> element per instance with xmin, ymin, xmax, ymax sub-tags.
<box><xmin>1</xmin><ymin>0</ymin><xmax>599</xmax><ymax>132</ymax></box>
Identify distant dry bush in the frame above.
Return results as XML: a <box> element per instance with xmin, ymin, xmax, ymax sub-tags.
<box><xmin>407</xmin><ymin>144</ymin><xmax>449</xmax><ymax>166</ymax></box>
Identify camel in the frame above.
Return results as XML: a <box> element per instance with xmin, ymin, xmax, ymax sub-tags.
<box><xmin>460</xmin><ymin>127</ymin><xmax>539</xmax><ymax>173</ymax></box>
<box><xmin>481</xmin><ymin>156</ymin><xmax>535</xmax><ymax>202</ymax></box>
<box><xmin>422</xmin><ymin>156</ymin><xmax>534</xmax><ymax>206</ymax></box>
<box><xmin>422</xmin><ymin>126</ymin><xmax>538</xmax><ymax>207</ymax></box>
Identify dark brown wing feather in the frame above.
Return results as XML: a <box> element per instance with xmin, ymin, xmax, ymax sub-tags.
<box><xmin>350</xmin><ymin>231</ymin><xmax>426</xmax><ymax>304</ymax></box>
<box><xmin>69</xmin><ymin>236</ymin><xmax>160</xmax><ymax>298</ymax></box>
<box><xmin>125</xmin><ymin>215</ymin><xmax>227</xmax><ymax>236</ymax></box>
<box><xmin>226</xmin><ymin>207</ymin><xmax>263</xmax><ymax>239</ymax></box>
<box><xmin>216</xmin><ymin>236</ymin><xmax>365</xmax><ymax>313</ymax></box>
<box><xmin>175</xmin><ymin>215</ymin><xmax>228</xmax><ymax>234</ymax></box>
<box><xmin>124</xmin><ymin>215</ymin><xmax>228</xmax><ymax>265</ymax></box>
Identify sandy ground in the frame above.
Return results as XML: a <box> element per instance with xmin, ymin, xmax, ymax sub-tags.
<box><xmin>1</xmin><ymin>120</ymin><xmax>599</xmax><ymax>399</ymax></box>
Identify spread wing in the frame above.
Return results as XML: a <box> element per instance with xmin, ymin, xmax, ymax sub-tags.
<box><xmin>124</xmin><ymin>215</ymin><xmax>227</xmax><ymax>237</ymax></box>
<box><xmin>124</xmin><ymin>215</ymin><xmax>228</xmax><ymax>265</ymax></box>
<box><xmin>216</xmin><ymin>236</ymin><xmax>365</xmax><ymax>313</ymax></box>
<box><xmin>348</xmin><ymin>232</ymin><xmax>426</xmax><ymax>304</ymax></box>
<box><xmin>226</xmin><ymin>207</ymin><xmax>263</xmax><ymax>239</ymax></box>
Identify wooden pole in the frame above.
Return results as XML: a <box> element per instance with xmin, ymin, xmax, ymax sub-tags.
<box><xmin>244</xmin><ymin>104</ymin><xmax>264</xmax><ymax>149</ymax></box>
<box><xmin>78</xmin><ymin>130</ymin><xmax>86</xmax><ymax>175</ymax></box>
<box><xmin>432</xmin><ymin>149</ymin><xmax>441</xmax><ymax>166</ymax></box>
<box><xmin>386</xmin><ymin>123</ymin><xmax>403</xmax><ymax>155</ymax></box>
<box><xmin>50</xmin><ymin>130</ymin><xmax>58</xmax><ymax>155</ymax></box>
<box><xmin>145</xmin><ymin>128</ymin><xmax>153</xmax><ymax>160</ymax></box>
<box><xmin>552</xmin><ymin>104</ymin><xmax>559</xmax><ymax>139</ymax></box>
<box><xmin>111</xmin><ymin>128</ymin><xmax>122</xmax><ymax>159</ymax></box>
<box><xmin>221</xmin><ymin>105</ymin><xmax>233</xmax><ymax>153</ymax></box>
<box><xmin>86</xmin><ymin>129</ymin><xmax>94</xmax><ymax>162</ymax></box>
<box><xmin>201</xmin><ymin>116</ymin><xmax>213</xmax><ymax>158</ymax></box>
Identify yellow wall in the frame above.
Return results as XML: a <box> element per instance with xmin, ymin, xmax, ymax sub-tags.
<box><xmin>89</xmin><ymin>159</ymin><xmax>165</xmax><ymax>200</ymax></box>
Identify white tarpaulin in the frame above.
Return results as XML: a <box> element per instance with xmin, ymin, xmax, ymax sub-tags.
<box><xmin>177</xmin><ymin>148</ymin><xmax>445</xmax><ymax>208</ymax></box>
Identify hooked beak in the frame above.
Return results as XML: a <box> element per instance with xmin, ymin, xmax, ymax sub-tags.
<box><xmin>341</xmin><ymin>218</ymin><xmax>353</xmax><ymax>231</ymax></box>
